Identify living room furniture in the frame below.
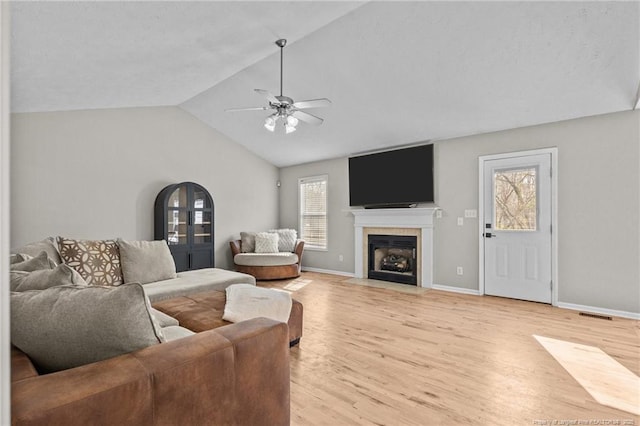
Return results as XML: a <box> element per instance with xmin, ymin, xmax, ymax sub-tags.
<box><xmin>11</xmin><ymin>318</ymin><xmax>290</xmax><ymax>425</ymax></box>
<box><xmin>10</xmin><ymin>238</ymin><xmax>298</xmax><ymax>425</ymax></box>
<box><xmin>154</xmin><ymin>182</ymin><xmax>215</xmax><ymax>272</ymax></box>
<box><xmin>230</xmin><ymin>239</ymin><xmax>305</xmax><ymax>280</ymax></box>
<box><xmin>152</xmin><ymin>288</ymin><xmax>303</xmax><ymax>346</ymax></box>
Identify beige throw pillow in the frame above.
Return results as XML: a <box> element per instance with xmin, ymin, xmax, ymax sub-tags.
<box><xmin>254</xmin><ymin>232</ymin><xmax>279</xmax><ymax>253</ymax></box>
<box><xmin>11</xmin><ymin>283</ymin><xmax>165</xmax><ymax>373</ymax></box>
<box><xmin>10</xmin><ymin>264</ymin><xmax>87</xmax><ymax>292</ymax></box>
<box><xmin>268</xmin><ymin>229</ymin><xmax>298</xmax><ymax>252</ymax></box>
<box><xmin>57</xmin><ymin>237</ymin><xmax>123</xmax><ymax>286</ymax></box>
<box><xmin>240</xmin><ymin>232</ymin><xmax>257</xmax><ymax>253</ymax></box>
<box><xmin>10</xmin><ymin>251</ymin><xmax>57</xmax><ymax>272</ymax></box>
<box><xmin>11</xmin><ymin>237</ymin><xmax>62</xmax><ymax>265</ymax></box>
<box><xmin>117</xmin><ymin>239</ymin><xmax>177</xmax><ymax>284</ymax></box>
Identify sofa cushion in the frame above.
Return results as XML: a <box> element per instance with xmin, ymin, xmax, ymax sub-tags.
<box><xmin>57</xmin><ymin>237</ymin><xmax>124</xmax><ymax>286</ymax></box>
<box><xmin>143</xmin><ymin>268</ymin><xmax>257</xmax><ymax>303</ymax></box>
<box><xmin>233</xmin><ymin>252</ymin><xmax>299</xmax><ymax>267</ymax></box>
<box><xmin>10</xmin><ymin>264</ymin><xmax>87</xmax><ymax>292</ymax></box>
<box><xmin>161</xmin><ymin>325</ymin><xmax>196</xmax><ymax>341</ymax></box>
<box><xmin>11</xmin><ymin>283</ymin><xmax>165</xmax><ymax>373</ymax></box>
<box><xmin>11</xmin><ymin>237</ymin><xmax>62</xmax><ymax>265</ymax></box>
<box><xmin>222</xmin><ymin>284</ymin><xmax>292</xmax><ymax>323</ymax></box>
<box><xmin>240</xmin><ymin>232</ymin><xmax>257</xmax><ymax>253</ymax></box>
<box><xmin>150</xmin><ymin>307</ymin><xmax>179</xmax><ymax>327</ymax></box>
<box><xmin>10</xmin><ymin>251</ymin><xmax>57</xmax><ymax>272</ymax></box>
<box><xmin>117</xmin><ymin>239</ymin><xmax>177</xmax><ymax>284</ymax></box>
<box><xmin>268</xmin><ymin>229</ymin><xmax>298</xmax><ymax>252</ymax></box>
<box><xmin>254</xmin><ymin>232</ymin><xmax>279</xmax><ymax>253</ymax></box>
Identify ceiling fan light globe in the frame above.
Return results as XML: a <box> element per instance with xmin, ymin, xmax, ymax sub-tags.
<box><xmin>264</xmin><ymin>115</ymin><xmax>276</xmax><ymax>132</ymax></box>
<box><xmin>285</xmin><ymin>123</ymin><xmax>297</xmax><ymax>134</ymax></box>
<box><xmin>286</xmin><ymin>115</ymin><xmax>299</xmax><ymax>127</ymax></box>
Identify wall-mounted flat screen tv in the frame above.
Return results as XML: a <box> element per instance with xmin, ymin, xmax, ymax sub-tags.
<box><xmin>348</xmin><ymin>144</ymin><xmax>434</xmax><ymax>207</ymax></box>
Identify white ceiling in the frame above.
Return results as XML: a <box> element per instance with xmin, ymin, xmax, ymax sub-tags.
<box><xmin>11</xmin><ymin>1</ymin><xmax>640</xmax><ymax>167</ymax></box>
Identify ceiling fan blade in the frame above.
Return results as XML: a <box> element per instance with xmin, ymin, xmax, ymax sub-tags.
<box><xmin>225</xmin><ymin>106</ymin><xmax>270</xmax><ymax>112</ymax></box>
<box><xmin>255</xmin><ymin>89</ymin><xmax>280</xmax><ymax>105</ymax></box>
<box><xmin>292</xmin><ymin>110</ymin><xmax>324</xmax><ymax>126</ymax></box>
<box><xmin>292</xmin><ymin>98</ymin><xmax>332</xmax><ymax>109</ymax></box>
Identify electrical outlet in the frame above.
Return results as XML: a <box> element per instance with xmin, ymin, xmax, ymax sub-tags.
<box><xmin>464</xmin><ymin>209</ymin><xmax>477</xmax><ymax>218</ymax></box>
<box><xmin>338</xmin><ymin>254</ymin><xmax>344</xmax><ymax>262</ymax></box>
<box><xmin>436</xmin><ymin>210</ymin><xmax>442</xmax><ymax>219</ymax></box>
<box><xmin>457</xmin><ymin>217</ymin><xmax>464</xmax><ymax>226</ymax></box>
<box><xmin>456</xmin><ymin>266</ymin><xmax>464</xmax><ymax>275</ymax></box>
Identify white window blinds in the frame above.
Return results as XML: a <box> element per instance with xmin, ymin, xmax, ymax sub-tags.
<box><xmin>299</xmin><ymin>175</ymin><xmax>328</xmax><ymax>250</ymax></box>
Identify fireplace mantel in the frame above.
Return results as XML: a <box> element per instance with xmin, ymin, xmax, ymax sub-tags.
<box><xmin>351</xmin><ymin>207</ymin><xmax>438</xmax><ymax>288</ymax></box>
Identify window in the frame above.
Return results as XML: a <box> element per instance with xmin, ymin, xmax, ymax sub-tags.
<box><xmin>494</xmin><ymin>166</ymin><xmax>537</xmax><ymax>231</ymax></box>
<box><xmin>299</xmin><ymin>175</ymin><xmax>328</xmax><ymax>250</ymax></box>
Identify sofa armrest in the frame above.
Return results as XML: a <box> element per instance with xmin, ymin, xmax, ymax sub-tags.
<box><xmin>230</xmin><ymin>239</ymin><xmax>241</xmax><ymax>256</ymax></box>
<box><xmin>12</xmin><ymin>318</ymin><xmax>290</xmax><ymax>426</ymax></box>
<box><xmin>294</xmin><ymin>239</ymin><xmax>305</xmax><ymax>265</ymax></box>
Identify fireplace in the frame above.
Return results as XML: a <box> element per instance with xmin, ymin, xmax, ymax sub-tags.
<box><xmin>351</xmin><ymin>207</ymin><xmax>437</xmax><ymax>288</ymax></box>
<box><xmin>368</xmin><ymin>235</ymin><xmax>418</xmax><ymax>285</ymax></box>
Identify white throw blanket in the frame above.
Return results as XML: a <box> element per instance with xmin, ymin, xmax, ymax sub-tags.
<box><xmin>222</xmin><ymin>284</ymin><xmax>292</xmax><ymax>323</ymax></box>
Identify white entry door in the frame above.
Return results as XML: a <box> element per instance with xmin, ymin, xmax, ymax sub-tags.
<box><xmin>482</xmin><ymin>153</ymin><xmax>552</xmax><ymax>303</ymax></box>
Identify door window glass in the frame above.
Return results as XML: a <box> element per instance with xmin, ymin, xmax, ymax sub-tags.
<box><xmin>494</xmin><ymin>167</ymin><xmax>537</xmax><ymax>231</ymax></box>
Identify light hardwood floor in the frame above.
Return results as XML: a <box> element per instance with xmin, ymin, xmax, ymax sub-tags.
<box><xmin>260</xmin><ymin>272</ymin><xmax>640</xmax><ymax>426</ymax></box>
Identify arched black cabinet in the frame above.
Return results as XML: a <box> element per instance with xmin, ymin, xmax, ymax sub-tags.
<box><xmin>154</xmin><ymin>182</ymin><xmax>214</xmax><ymax>272</ymax></box>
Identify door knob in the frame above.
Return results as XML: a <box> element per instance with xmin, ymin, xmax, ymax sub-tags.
<box><xmin>484</xmin><ymin>232</ymin><xmax>496</xmax><ymax>238</ymax></box>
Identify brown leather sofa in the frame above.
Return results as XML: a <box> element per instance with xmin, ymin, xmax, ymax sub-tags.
<box><xmin>230</xmin><ymin>239</ymin><xmax>304</xmax><ymax>280</ymax></box>
<box><xmin>12</xmin><ymin>310</ymin><xmax>292</xmax><ymax>425</ymax></box>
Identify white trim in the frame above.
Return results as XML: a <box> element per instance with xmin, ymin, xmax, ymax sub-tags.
<box><xmin>431</xmin><ymin>284</ymin><xmax>481</xmax><ymax>296</ymax></box>
<box><xmin>0</xmin><ymin>3</ymin><xmax>10</xmax><ymax>423</ymax></box>
<box><xmin>301</xmin><ymin>266</ymin><xmax>355</xmax><ymax>277</ymax></box>
<box><xmin>478</xmin><ymin>147</ymin><xmax>559</xmax><ymax>306</ymax></box>
<box><xmin>556</xmin><ymin>302</ymin><xmax>640</xmax><ymax>321</ymax></box>
<box><xmin>298</xmin><ymin>174</ymin><xmax>328</xmax><ymax>251</ymax></box>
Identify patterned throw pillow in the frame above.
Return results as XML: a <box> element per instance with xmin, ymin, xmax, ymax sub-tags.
<box><xmin>57</xmin><ymin>237</ymin><xmax>123</xmax><ymax>286</ymax></box>
<box><xmin>254</xmin><ymin>232</ymin><xmax>279</xmax><ymax>253</ymax></box>
<box><xmin>268</xmin><ymin>229</ymin><xmax>298</xmax><ymax>252</ymax></box>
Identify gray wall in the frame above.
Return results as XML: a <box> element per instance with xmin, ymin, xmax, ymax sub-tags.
<box><xmin>279</xmin><ymin>157</ymin><xmax>355</xmax><ymax>273</ymax></box>
<box><xmin>278</xmin><ymin>110</ymin><xmax>640</xmax><ymax>314</ymax></box>
<box><xmin>11</xmin><ymin>106</ymin><xmax>280</xmax><ymax>269</ymax></box>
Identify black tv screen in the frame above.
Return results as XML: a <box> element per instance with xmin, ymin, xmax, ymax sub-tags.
<box><xmin>348</xmin><ymin>144</ymin><xmax>434</xmax><ymax>207</ymax></box>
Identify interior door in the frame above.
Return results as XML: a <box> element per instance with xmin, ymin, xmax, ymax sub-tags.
<box><xmin>483</xmin><ymin>153</ymin><xmax>552</xmax><ymax>303</ymax></box>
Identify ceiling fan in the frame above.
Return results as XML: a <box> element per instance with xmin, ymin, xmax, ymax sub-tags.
<box><xmin>225</xmin><ymin>39</ymin><xmax>331</xmax><ymax>134</ymax></box>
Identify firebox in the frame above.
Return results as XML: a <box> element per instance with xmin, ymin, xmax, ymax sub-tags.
<box><xmin>367</xmin><ymin>234</ymin><xmax>417</xmax><ymax>285</ymax></box>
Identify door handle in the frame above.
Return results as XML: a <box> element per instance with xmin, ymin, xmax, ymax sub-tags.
<box><xmin>484</xmin><ymin>232</ymin><xmax>496</xmax><ymax>238</ymax></box>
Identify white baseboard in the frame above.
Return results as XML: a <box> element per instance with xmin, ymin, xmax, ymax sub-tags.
<box><xmin>556</xmin><ymin>302</ymin><xmax>640</xmax><ymax>320</ymax></box>
<box><xmin>431</xmin><ymin>284</ymin><xmax>481</xmax><ymax>296</ymax></box>
<box><xmin>300</xmin><ymin>266</ymin><xmax>355</xmax><ymax>277</ymax></box>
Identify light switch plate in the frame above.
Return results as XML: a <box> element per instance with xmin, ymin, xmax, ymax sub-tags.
<box><xmin>464</xmin><ymin>209</ymin><xmax>477</xmax><ymax>218</ymax></box>
<box><xmin>457</xmin><ymin>217</ymin><xmax>464</xmax><ymax>226</ymax></box>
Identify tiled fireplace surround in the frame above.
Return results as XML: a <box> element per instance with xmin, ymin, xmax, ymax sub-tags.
<box><xmin>351</xmin><ymin>208</ymin><xmax>437</xmax><ymax>287</ymax></box>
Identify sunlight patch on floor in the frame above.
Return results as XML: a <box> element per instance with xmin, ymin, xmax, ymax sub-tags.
<box><xmin>284</xmin><ymin>278</ymin><xmax>312</xmax><ymax>292</ymax></box>
<box><xmin>534</xmin><ymin>335</ymin><xmax>640</xmax><ymax>415</ymax></box>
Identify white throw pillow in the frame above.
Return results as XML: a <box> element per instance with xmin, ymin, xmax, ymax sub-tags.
<box><xmin>268</xmin><ymin>229</ymin><xmax>298</xmax><ymax>252</ymax></box>
<box><xmin>254</xmin><ymin>232</ymin><xmax>279</xmax><ymax>253</ymax></box>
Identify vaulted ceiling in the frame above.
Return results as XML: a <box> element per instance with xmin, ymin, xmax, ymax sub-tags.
<box><xmin>11</xmin><ymin>1</ymin><xmax>640</xmax><ymax>167</ymax></box>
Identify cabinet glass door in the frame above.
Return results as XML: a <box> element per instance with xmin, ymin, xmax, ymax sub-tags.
<box><xmin>167</xmin><ymin>209</ymin><xmax>188</xmax><ymax>245</ymax></box>
<box><xmin>193</xmin><ymin>210</ymin><xmax>212</xmax><ymax>244</ymax></box>
<box><xmin>168</xmin><ymin>187</ymin><xmax>187</xmax><ymax>209</ymax></box>
<box><xmin>193</xmin><ymin>189</ymin><xmax>212</xmax><ymax>209</ymax></box>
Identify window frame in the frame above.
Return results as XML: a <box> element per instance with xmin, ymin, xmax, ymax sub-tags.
<box><xmin>298</xmin><ymin>174</ymin><xmax>328</xmax><ymax>251</ymax></box>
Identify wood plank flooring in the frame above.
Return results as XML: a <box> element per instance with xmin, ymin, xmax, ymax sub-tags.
<box><xmin>259</xmin><ymin>272</ymin><xmax>640</xmax><ymax>426</ymax></box>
